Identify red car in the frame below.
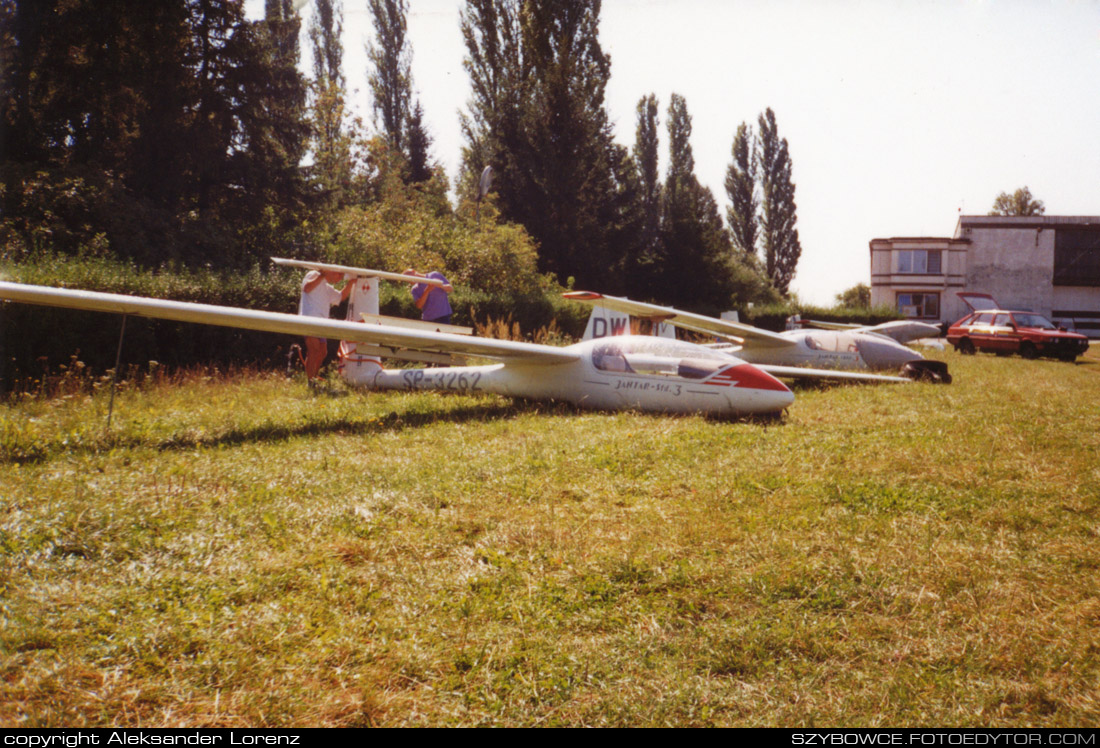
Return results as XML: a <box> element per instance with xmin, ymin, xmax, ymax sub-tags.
<box><xmin>947</xmin><ymin>293</ymin><xmax>1090</xmax><ymax>362</ymax></box>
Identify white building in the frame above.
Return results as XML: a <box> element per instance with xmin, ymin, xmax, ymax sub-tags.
<box><xmin>870</xmin><ymin>215</ymin><xmax>1100</xmax><ymax>335</ymax></box>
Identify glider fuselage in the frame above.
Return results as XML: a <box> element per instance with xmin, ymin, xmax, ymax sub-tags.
<box><xmin>734</xmin><ymin>330</ymin><xmax>924</xmax><ymax>371</ymax></box>
<box><xmin>344</xmin><ymin>336</ymin><xmax>794</xmax><ymax>416</ymax></box>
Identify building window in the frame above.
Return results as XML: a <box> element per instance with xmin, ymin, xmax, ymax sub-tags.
<box><xmin>1053</xmin><ymin>229</ymin><xmax>1100</xmax><ymax>287</ymax></box>
<box><xmin>897</xmin><ymin>292</ymin><xmax>940</xmax><ymax>319</ymax></box>
<box><xmin>897</xmin><ymin>249</ymin><xmax>942</xmax><ymax>274</ymax></box>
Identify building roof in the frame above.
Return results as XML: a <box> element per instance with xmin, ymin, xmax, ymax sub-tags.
<box><xmin>955</xmin><ymin>215</ymin><xmax>1100</xmax><ymax>237</ymax></box>
<box><xmin>868</xmin><ymin>236</ymin><xmax>969</xmax><ymax>252</ymax></box>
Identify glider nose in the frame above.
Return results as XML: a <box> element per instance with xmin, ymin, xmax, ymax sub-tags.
<box><xmin>729</xmin><ymin>363</ymin><xmax>794</xmax><ymax>412</ymax></box>
<box><xmin>856</xmin><ymin>336</ymin><xmax>920</xmax><ymax>369</ymax></box>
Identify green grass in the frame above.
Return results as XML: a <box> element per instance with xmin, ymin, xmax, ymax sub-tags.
<box><xmin>1</xmin><ymin>348</ymin><xmax>1099</xmax><ymax>726</ymax></box>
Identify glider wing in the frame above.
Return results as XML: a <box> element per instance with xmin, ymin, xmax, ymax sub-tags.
<box><xmin>0</xmin><ymin>283</ymin><xmax>578</xmax><ymax>365</ymax></box>
<box><xmin>271</xmin><ymin>257</ymin><xmax>446</xmax><ymax>287</ymax></box>
<box><xmin>564</xmin><ymin>291</ymin><xmax>795</xmax><ymax>349</ymax></box>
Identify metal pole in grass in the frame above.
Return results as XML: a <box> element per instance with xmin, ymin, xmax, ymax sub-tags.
<box><xmin>106</xmin><ymin>314</ymin><xmax>127</xmax><ymax>431</ymax></box>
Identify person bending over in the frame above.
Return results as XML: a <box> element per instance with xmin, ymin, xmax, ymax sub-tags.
<box><xmin>404</xmin><ymin>269</ymin><xmax>453</xmax><ymax>325</ymax></box>
<box><xmin>298</xmin><ymin>269</ymin><xmax>351</xmax><ymax>380</ymax></box>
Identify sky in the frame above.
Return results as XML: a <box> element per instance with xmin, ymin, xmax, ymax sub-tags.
<box><xmin>247</xmin><ymin>0</ymin><xmax>1100</xmax><ymax>305</ymax></box>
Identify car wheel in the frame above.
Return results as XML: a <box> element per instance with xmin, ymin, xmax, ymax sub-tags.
<box><xmin>956</xmin><ymin>338</ymin><xmax>975</xmax><ymax>355</ymax></box>
<box><xmin>1059</xmin><ymin>351</ymin><xmax>1077</xmax><ymax>363</ymax></box>
<box><xmin>1020</xmin><ymin>342</ymin><xmax>1038</xmax><ymax>359</ymax></box>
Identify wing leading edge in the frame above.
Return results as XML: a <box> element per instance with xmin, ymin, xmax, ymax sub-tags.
<box><xmin>757</xmin><ymin>364</ymin><xmax>910</xmax><ymax>384</ymax></box>
<box><xmin>0</xmin><ymin>282</ymin><xmax>579</xmax><ymax>366</ymax></box>
<box><xmin>271</xmin><ymin>257</ymin><xmax>445</xmax><ymax>287</ymax></box>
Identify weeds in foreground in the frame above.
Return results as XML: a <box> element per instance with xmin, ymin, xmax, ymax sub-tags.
<box><xmin>473</xmin><ymin>315</ymin><xmax>571</xmax><ymax>346</ymax></box>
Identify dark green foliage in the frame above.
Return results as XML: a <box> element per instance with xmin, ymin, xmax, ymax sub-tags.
<box><xmin>725</xmin><ymin>122</ymin><xmax>758</xmax><ymax>259</ymax></box>
<box><xmin>758</xmin><ymin>108</ymin><xmax>801</xmax><ymax>295</ymax></box>
<box><xmin>0</xmin><ymin>0</ymin><xmax>313</xmax><ymax>268</ymax></box>
<box><xmin>459</xmin><ymin>0</ymin><xmax>634</xmax><ymax>291</ymax></box>
<box><xmin>405</xmin><ymin>101</ymin><xmax>435</xmax><ymax>184</ymax></box>
<box><xmin>656</xmin><ymin>95</ymin><xmax>740</xmax><ymax>312</ymax></box>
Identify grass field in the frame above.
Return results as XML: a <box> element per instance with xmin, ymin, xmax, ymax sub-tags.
<box><xmin>1</xmin><ymin>347</ymin><xmax>1098</xmax><ymax>727</ymax></box>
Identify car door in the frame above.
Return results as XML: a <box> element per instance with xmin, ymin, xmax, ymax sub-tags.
<box><xmin>990</xmin><ymin>313</ymin><xmax>1018</xmax><ymax>353</ymax></box>
<box><xmin>968</xmin><ymin>312</ymin><xmax>997</xmax><ymax>351</ymax></box>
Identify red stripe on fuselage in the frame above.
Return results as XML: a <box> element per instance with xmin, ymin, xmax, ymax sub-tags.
<box><xmin>706</xmin><ymin>364</ymin><xmax>790</xmax><ymax>392</ymax></box>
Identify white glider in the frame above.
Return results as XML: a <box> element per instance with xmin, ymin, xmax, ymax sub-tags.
<box><xmin>562</xmin><ymin>291</ymin><xmax>949</xmax><ymax>383</ymax></box>
<box><xmin>796</xmin><ymin>318</ymin><xmax>942</xmax><ymax>345</ymax></box>
<box><xmin>0</xmin><ymin>282</ymin><xmax>797</xmax><ymax>417</ymax></box>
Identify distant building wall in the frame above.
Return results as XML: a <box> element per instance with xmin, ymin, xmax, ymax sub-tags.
<box><xmin>953</xmin><ymin>218</ymin><xmax>1054</xmax><ymax>316</ymax></box>
<box><xmin>870</xmin><ymin>215</ymin><xmax>1100</xmax><ymax>335</ymax></box>
<box><xmin>869</xmin><ymin>237</ymin><xmax>968</xmax><ymax>321</ymax></box>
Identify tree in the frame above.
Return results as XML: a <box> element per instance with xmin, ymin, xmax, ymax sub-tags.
<box><xmin>990</xmin><ymin>186</ymin><xmax>1045</xmax><ymax>216</ymax></box>
<box><xmin>633</xmin><ymin>94</ymin><xmax>662</xmax><ymax>277</ymax></box>
<box><xmin>457</xmin><ymin>0</ymin><xmax>525</xmax><ymax>202</ymax></box>
<box><xmin>366</xmin><ymin>0</ymin><xmax>434</xmax><ymax>184</ymax></box>
<box><xmin>835</xmin><ymin>282</ymin><xmax>871</xmax><ymax>309</ymax></box>
<box><xmin>757</xmin><ymin>107</ymin><xmax>801</xmax><ymax>295</ymax></box>
<box><xmin>659</xmin><ymin>94</ymin><xmax>737</xmax><ymax>310</ymax></box>
<box><xmin>458</xmin><ymin>0</ymin><xmax>628</xmax><ymax>289</ymax></box>
<box><xmin>405</xmin><ymin>100</ymin><xmax>434</xmax><ymax>184</ymax></box>
<box><xmin>0</xmin><ymin>0</ymin><xmax>313</xmax><ymax>266</ymax></box>
<box><xmin>724</xmin><ymin>121</ymin><xmax>758</xmax><ymax>258</ymax></box>
<box><xmin>366</xmin><ymin>0</ymin><xmax>410</xmax><ymax>156</ymax></box>
<box><xmin>308</xmin><ymin>0</ymin><xmax>353</xmax><ymax>200</ymax></box>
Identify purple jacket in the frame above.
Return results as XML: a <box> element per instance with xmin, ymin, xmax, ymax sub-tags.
<box><xmin>411</xmin><ymin>271</ymin><xmax>452</xmax><ymax>321</ymax></box>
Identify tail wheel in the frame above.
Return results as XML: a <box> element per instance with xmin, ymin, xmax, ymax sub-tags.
<box><xmin>956</xmin><ymin>338</ymin><xmax>975</xmax><ymax>355</ymax></box>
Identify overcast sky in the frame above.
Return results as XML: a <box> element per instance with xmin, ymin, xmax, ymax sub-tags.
<box><xmin>249</xmin><ymin>0</ymin><xmax>1100</xmax><ymax>304</ymax></box>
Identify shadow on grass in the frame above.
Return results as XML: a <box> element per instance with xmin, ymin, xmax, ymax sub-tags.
<box><xmin>2</xmin><ymin>392</ymin><xmax>786</xmax><ymax>465</ymax></box>
<box><xmin>0</xmin><ymin>396</ymin><xmax>552</xmax><ymax>465</ymax></box>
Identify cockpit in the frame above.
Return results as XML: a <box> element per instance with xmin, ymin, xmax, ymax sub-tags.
<box><xmin>800</xmin><ymin>331</ymin><xmax>860</xmax><ymax>353</ymax></box>
<box><xmin>591</xmin><ymin>338</ymin><xmax>735</xmax><ymax>379</ymax></box>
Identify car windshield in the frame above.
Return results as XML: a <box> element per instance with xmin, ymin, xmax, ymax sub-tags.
<box><xmin>1013</xmin><ymin>313</ymin><xmax>1056</xmax><ymax>330</ymax></box>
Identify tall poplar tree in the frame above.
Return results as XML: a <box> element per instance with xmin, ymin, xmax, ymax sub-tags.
<box><xmin>757</xmin><ymin>107</ymin><xmax>801</xmax><ymax>295</ymax></box>
<box><xmin>459</xmin><ymin>0</ymin><xmax>628</xmax><ymax>288</ymax></box>
<box><xmin>634</xmin><ymin>94</ymin><xmax>662</xmax><ymax>274</ymax></box>
<box><xmin>308</xmin><ymin>0</ymin><xmax>351</xmax><ymax>199</ymax></box>
<box><xmin>366</xmin><ymin>0</ymin><xmax>410</xmax><ymax>155</ymax></box>
<box><xmin>458</xmin><ymin>0</ymin><xmax>525</xmax><ymax>201</ymax></box>
<box><xmin>659</xmin><ymin>94</ymin><xmax>735</xmax><ymax>310</ymax></box>
<box><xmin>366</xmin><ymin>0</ymin><xmax>433</xmax><ymax>183</ymax></box>
<box><xmin>724</xmin><ymin>121</ymin><xmax>758</xmax><ymax>259</ymax></box>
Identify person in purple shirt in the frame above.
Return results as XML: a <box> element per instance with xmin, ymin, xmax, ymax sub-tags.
<box><xmin>404</xmin><ymin>269</ymin><xmax>453</xmax><ymax>325</ymax></box>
